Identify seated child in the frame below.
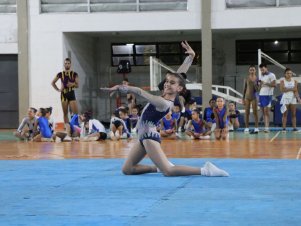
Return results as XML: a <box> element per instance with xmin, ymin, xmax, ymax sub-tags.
<box><xmin>80</xmin><ymin>111</ymin><xmax>107</xmax><ymax>141</ymax></box>
<box><xmin>228</xmin><ymin>102</ymin><xmax>240</xmax><ymax>131</ymax></box>
<box><xmin>172</xmin><ymin>104</ymin><xmax>184</xmax><ymax>132</ymax></box>
<box><xmin>110</xmin><ymin>108</ymin><xmax>131</xmax><ymax>140</ymax></box>
<box><xmin>129</xmin><ymin>106</ymin><xmax>140</xmax><ymax>133</ymax></box>
<box><xmin>183</xmin><ymin>99</ymin><xmax>197</xmax><ymax>129</ymax></box>
<box><xmin>160</xmin><ymin>111</ymin><xmax>177</xmax><ymax>139</ymax></box>
<box><xmin>203</xmin><ymin>98</ymin><xmax>216</xmax><ymax>132</ymax></box>
<box><xmin>213</xmin><ymin>97</ymin><xmax>229</xmax><ymax>140</ymax></box>
<box><xmin>13</xmin><ymin>107</ymin><xmax>38</xmax><ymax>141</ymax></box>
<box><xmin>33</xmin><ymin>108</ymin><xmax>54</xmax><ymax>142</ymax></box>
<box><xmin>185</xmin><ymin>109</ymin><xmax>211</xmax><ymax>139</ymax></box>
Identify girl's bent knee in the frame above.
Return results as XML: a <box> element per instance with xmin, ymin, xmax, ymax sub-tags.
<box><xmin>122</xmin><ymin>166</ymin><xmax>133</xmax><ymax>175</ymax></box>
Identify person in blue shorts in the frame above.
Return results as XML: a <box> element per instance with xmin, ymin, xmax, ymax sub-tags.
<box><xmin>258</xmin><ymin>63</ymin><xmax>276</xmax><ymax>133</ymax></box>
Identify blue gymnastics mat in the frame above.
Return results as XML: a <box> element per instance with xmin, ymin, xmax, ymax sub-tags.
<box><xmin>0</xmin><ymin>159</ymin><xmax>300</xmax><ymax>226</ymax></box>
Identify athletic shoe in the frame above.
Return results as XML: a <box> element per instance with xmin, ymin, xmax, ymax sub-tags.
<box><xmin>254</xmin><ymin>128</ymin><xmax>259</xmax><ymax>133</ymax></box>
<box><xmin>63</xmin><ymin>135</ymin><xmax>72</xmax><ymax>141</ymax></box>
<box><xmin>244</xmin><ymin>128</ymin><xmax>249</xmax><ymax>133</ymax></box>
<box><xmin>282</xmin><ymin>128</ymin><xmax>286</xmax><ymax>133</ymax></box>
<box><xmin>292</xmin><ymin>128</ymin><xmax>298</xmax><ymax>132</ymax></box>
<box><xmin>72</xmin><ymin>137</ymin><xmax>80</xmax><ymax>141</ymax></box>
<box><xmin>199</xmin><ymin>135</ymin><xmax>210</xmax><ymax>140</ymax></box>
<box><xmin>263</xmin><ymin>128</ymin><xmax>269</xmax><ymax>133</ymax></box>
<box><xmin>202</xmin><ymin>162</ymin><xmax>229</xmax><ymax>177</ymax></box>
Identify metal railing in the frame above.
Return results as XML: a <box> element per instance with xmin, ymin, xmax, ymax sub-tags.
<box><xmin>150</xmin><ymin>56</ymin><xmax>244</xmax><ymax>105</ymax></box>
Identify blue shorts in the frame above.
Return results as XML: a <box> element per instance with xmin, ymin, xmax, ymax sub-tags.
<box><xmin>139</xmin><ymin>131</ymin><xmax>161</xmax><ymax>147</ymax></box>
<box><xmin>259</xmin><ymin>95</ymin><xmax>272</xmax><ymax>107</ymax></box>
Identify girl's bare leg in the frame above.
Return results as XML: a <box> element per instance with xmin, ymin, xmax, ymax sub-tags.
<box><xmin>143</xmin><ymin>140</ymin><xmax>201</xmax><ymax>176</ymax></box>
<box><xmin>61</xmin><ymin>101</ymin><xmax>69</xmax><ymax>124</ymax></box>
<box><xmin>214</xmin><ymin>129</ymin><xmax>221</xmax><ymax>140</ymax></box>
<box><xmin>69</xmin><ymin>100</ymin><xmax>78</xmax><ymax>115</ymax></box>
<box><xmin>282</xmin><ymin>107</ymin><xmax>288</xmax><ymax>129</ymax></box>
<box><xmin>122</xmin><ymin>141</ymin><xmax>157</xmax><ymax>175</ymax></box>
<box><xmin>33</xmin><ymin>134</ymin><xmax>42</xmax><ymax>142</ymax></box>
<box><xmin>290</xmin><ymin>104</ymin><xmax>297</xmax><ymax>129</ymax></box>
<box><xmin>244</xmin><ymin>99</ymin><xmax>251</xmax><ymax>128</ymax></box>
<box><xmin>221</xmin><ymin>128</ymin><xmax>228</xmax><ymax>140</ymax></box>
<box><xmin>185</xmin><ymin>130</ymin><xmax>193</xmax><ymax>137</ymax></box>
<box><xmin>251</xmin><ymin>99</ymin><xmax>259</xmax><ymax>128</ymax></box>
<box><xmin>233</xmin><ymin>119</ymin><xmax>240</xmax><ymax>129</ymax></box>
<box><xmin>263</xmin><ymin>107</ymin><xmax>270</xmax><ymax>129</ymax></box>
<box><xmin>160</xmin><ymin>130</ymin><xmax>168</xmax><ymax>137</ymax></box>
<box><xmin>13</xmin><ymin>131</ymin><xmax>27</xmax><ymax>140</ymax></box>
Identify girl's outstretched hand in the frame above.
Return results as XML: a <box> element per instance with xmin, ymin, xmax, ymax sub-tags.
<box><xmin>100</xmin><ymin>85</ymin><xmax>129</xmax><ymax>97</ymax></box>
<box><xmin>181</xmin><ymin>40</ymin><xmax>195</xmax><ymax>58</ymax></box>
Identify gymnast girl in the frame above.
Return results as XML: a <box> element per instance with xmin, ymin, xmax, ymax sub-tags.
<box><xmin>101</xmin><ymin>72</ymin><xmax>229</xmax><ymax>177</ymax></box>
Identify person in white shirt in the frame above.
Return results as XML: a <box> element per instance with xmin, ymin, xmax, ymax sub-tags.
<box><xmin>258</xmin><ymin>63</ymin><xmax>276</xmax><ymax>133</ymax></box>
<box><xmin>81</xmin><ymin>112</ymin><xmax>107</xmax><ymax>141</ymax></box>
<box><xmin>280</xmin><ymin>68</ymin><xmax>300</xmax><ymax>132</ymax></box>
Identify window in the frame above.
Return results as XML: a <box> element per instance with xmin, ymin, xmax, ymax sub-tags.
<box><xmin>111</xmin><ymin>41</ymin><xmax>201</xmax><ymax>67</ymax></box>
<box><xmin>0</xmin><ymin>0</ymin><xmax>16</xmax><ymax>13</ymax></box>
<box><xmin>40</xmin><ymin>0</ymin><xmax>187</xmax><ymax>13</ymax></box>
<box><xmin>226</xmin><ymin>0</ymin><xmax>276</xmax><ymax>8</ymax></box>
<box><xmin>111</xmin><ymin>44</ymin><xmax>134</xmax><ymax>66</ymax></box>
<box><xmin>236</xmin><ymin>39</ymin><xmax>301</xmax><ymax>65</ymax></box>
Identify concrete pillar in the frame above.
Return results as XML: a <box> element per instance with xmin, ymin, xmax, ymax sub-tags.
<box><xmin>201</xmin><ymin>0</ymin><xmax>212</xmax><ymax>109</ymax></box>
<box><xmin>17</xmin><ymin>0</ymin><xmax>29</xmax><ymax>121</ymax></box>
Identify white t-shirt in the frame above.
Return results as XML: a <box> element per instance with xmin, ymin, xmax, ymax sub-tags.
<box><xmin>259</xmin><ymin>72</ymin><xmax>276</xmax><ymax>96</ymax></box>
<box><xmin>89</xmin><ymin>119</ymin><xmax>106</xmax><ymax>133</ymax></box>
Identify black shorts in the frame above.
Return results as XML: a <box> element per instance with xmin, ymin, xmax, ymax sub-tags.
<box><xmin>112</xmin><ymin>120</ymin><xmax>122</xmax><ymax>128</ymax></box>
<box><xmin>61</xmin><ymin>90</ymin><xmax>76</xmax><ymax>102</ymax></box>
<box><xmin>98</xmin><ymin>132</ymin><xmax>107</xmax><ymax>140</ymax></box>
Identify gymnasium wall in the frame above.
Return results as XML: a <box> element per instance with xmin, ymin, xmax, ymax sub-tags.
<box><xmin>0</xmin><ymin>14</ymin><xmax>17</xmax><ymax>54</ymax></box>
<box><xmin>25</xmin><ymin>0</ymin><xmax>301</xmax><ymax>123</ymax></box>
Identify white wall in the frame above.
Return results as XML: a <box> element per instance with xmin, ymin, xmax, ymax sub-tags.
<box><xmin>0</xmin><ymin>14</ymin><xmax>17</xmax><ymax>53</ymax></box>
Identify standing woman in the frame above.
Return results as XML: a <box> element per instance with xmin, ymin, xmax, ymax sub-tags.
<box><xmin>280</xmin><ymin>68</ymin><xmax>299</xmax><ymax>132</ymax></box>
<box><xmin>242</xmin><ymin>65</ymin><xmax>259</xmax><ymax>134</ymax></box>
<box><xmin>101</xmin><ymin>72</ymin><xmax>228</xmax><ymax>177</ymax></box>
